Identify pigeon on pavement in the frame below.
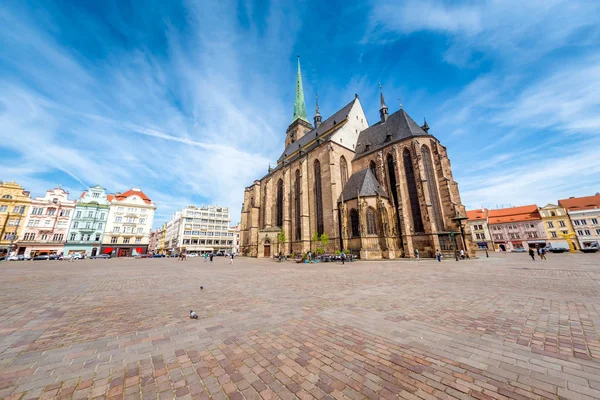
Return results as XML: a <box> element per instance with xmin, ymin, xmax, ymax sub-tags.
<box><xmin>189</xmin><ymin>310</ymin><xmax>198</xmax><ymax>319</ymax></box>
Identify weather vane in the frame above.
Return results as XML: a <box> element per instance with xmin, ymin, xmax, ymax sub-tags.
<box><xmin>398</xmin><ymin>98</ymin><xmax>403</xmax><ymax>109</ymax></box>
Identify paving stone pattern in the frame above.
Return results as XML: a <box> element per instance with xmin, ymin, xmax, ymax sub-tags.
<box><xmin>1</xmin><ymin>253</ymin><xmax>600</xmax><ymax>399</ymax></box>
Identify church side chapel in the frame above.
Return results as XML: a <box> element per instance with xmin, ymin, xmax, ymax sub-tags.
<box><xmin>240</xmin><ymin>58</ymin><xmax>473</xmax><ymax>259</ymax></box>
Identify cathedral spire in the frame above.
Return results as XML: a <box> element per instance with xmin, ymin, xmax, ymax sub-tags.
<box><xmin>314</xmin><ymin>94</ymin><xmax>322</xmax><ymax>128</ymax></box>
<box><xmin>293</xmin><ymin>56</ymin><xmax>308</xmax><ymax>123</ymax></box>
<box><xmin>379</xmin><ymin>83</ymin><xmax>388</xmax><ymax>123</ymax></box>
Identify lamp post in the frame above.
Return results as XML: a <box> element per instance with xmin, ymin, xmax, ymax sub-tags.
<box><xmin>450</xmin><ymin>231</ymin><xmax>458</xmax><ymax>261</ymax></box>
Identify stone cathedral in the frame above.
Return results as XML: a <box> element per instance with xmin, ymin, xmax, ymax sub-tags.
<box><xmin>240</xmin><ymin>58</ymin><xmax>473</xmax><ymax>259</ymax></box>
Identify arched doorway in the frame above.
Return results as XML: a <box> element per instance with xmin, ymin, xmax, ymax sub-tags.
<box><xmin>91</xmin><ymin>248</ymin><xmax>97</xmax><ymax>257</ymax></box>
<box><xmin>264</xmin><ymin>240</ymin><xmax>271</xmax><ymax>258</ymax></box>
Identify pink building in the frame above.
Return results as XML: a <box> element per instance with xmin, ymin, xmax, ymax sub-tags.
<box><xmin>488</xmin><ymin>205</ymin><xmax>547</xmax><ymax>252</ymax></box>
<box><xmin>18</xmin><ymin>188</ymin><xmax>76</xmax><ymax>257</ymax></box>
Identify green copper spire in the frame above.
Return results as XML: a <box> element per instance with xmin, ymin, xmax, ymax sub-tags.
<box><xmin>292</xmin><ymin>55</ymin><xmax>308</xmax><ymax>123</ymax></box>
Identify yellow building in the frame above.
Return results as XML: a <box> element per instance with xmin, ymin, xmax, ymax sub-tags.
<box><xmin>0</xmin><ymin>181</ymin><xmax>32</xmax><ymax>258</ymax></box>
<box><xmin>538</xmin><ymin>204</ymin><xmax>577</xmax><ymax>251</ymax></box>
<box><xmin>158</xmin><ymin>222</ymin><xmax>166</xmax><ymax>254</ymax></box>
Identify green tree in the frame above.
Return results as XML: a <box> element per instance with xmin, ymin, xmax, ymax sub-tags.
<box><xmin>277</xmin><ymin>229</ymin><xmax>286</xmax><ymax>256</ymax></box>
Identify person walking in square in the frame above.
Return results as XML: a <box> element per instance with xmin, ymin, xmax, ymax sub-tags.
<box><xmin>209</xmin><ymin>253</ymin><xmax>213</xmax><ymax>262</ymax></box>
<box><xmin>460</xmin><ymin>249</ymin><xmax>465</xmax><ymax>260</ymax></box>
<box><xmin>540</xmin><ymin>247</ymin><xmax>547</xmax><ymax>260</ymax></box>
<box><xmin>414</xmin><ymin>249</ymin><xmax>420</xmax><ymax>260</ymax></box>
<box><xmin>204</xmin><ymin>253</ymin><xmax>208</xmax><ymax>262</ymax></box>
<box><xmin>341</xmin><ymin>251</ymin><xmax>346</xmax><ymax>265</ymax></box>
<box><xmin>229</xmin><ymin>253</ymin><xmax>234</xmax><ymax>265</ymax></box>
<box><xmin>529</xmin><ymin>247</ymin><xmax>535</xmax><ymax>261</ymax></box>
<box><xmin>436</xmin><ymin>249</ymin><xmax>442</xmax><ymax>262</ymax></box>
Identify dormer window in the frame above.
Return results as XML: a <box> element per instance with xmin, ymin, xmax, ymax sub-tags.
<box><xmin>52</xmin><ymin>198</ymin><xmax>58</xmax><ymax>203</ymax></box>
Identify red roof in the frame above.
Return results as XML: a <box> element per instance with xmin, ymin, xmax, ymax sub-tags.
<box><xmin>558</xmin><ymin>194</ymin><xmax>600</xmax><ymax>211</ymax></box>
<box><xmin>488</xmin><ymin>205</ymin><xmax>541</xmax><ymax>224</ymax></box>
<box><xmin>466</xmin><ymin>209</ymin><xmax>487</xmax><ymax>221</ymax></box>
<box><xmin>107</xmin><ymin>189</ymin><xmax>151</xmax><ymax>204</ymax></box>
<box><xmin>79</xmin><ymin>191</ymin><xmax>87</xmax><ymax>199</ymax></box>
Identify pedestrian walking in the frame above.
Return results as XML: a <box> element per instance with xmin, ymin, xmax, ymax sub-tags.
<box><xmin>414</xmin><ymin>249</ymin><xmax>420</xmax><ymax>260</ymax></box>
<box><xmin>341</xmin><ymin>251</ymin><xmax>346</xmax><ymax>265</ymax></box>
<box><xmin>460</xmin><ymin>249</ymin><xmax>465</xmax><ymax>260</ymax></box>
<box><xmin>229</xmin><ymin>253</ymin><xmax>234</xmax><ymax>265</ymax></box>
<box><xmin>209</xmin><ymin>253</ymin><xmax>213</xmax><ymax>262</ymax></box>
<box><xmin>540</xmin><ymin>248</ymin><xmax>547</xmax><ymax>260</ymax></box>
<box><xmin>436</xmin><ymin>249</ymin><xmax>442</xmax><ymax>262</ymax></box>
<box><xmin>204</xmin><ymin>253</ymin><xmax>208</xmax><ymax>262</ymax></box>
<box><xmin>529</xmin><ymin>248</ymin><xmax>535</xmax><ymax>261</ymax></box>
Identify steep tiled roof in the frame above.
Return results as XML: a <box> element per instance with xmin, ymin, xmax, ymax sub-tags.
<box><xmin>466</xmin><ymin>209</ymin><xmax>487</xmax><ymax>221</ymax></box>
<box><xmin>340</xmin><ymin>169</ymin><xmax>388</xmax><ymax>202</ymax></box>
<box><xmin>107</xmin><ymin>189</ymin><xmax>152</xmax><ymax>204</ymax></box>
<box><xmin>278</xmin><ymin>98</ymin><xmax>357</xmax><ymax>163</ymax></box>
<box><xmin>488</xmin><ymin>205</ymin><xmax>540</xmax><ymax>224</ymax></box>
<box><xmin>354</xmin><ymin>108</ymin><xmax>429</xmax><ymax>160</ymax></box>
<box><xmin>558</xmin><ymin>194</ymin><xmax>600</xmax><ymax>211</ymax></box>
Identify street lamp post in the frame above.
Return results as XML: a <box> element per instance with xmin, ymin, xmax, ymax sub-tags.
<box><xmin>450</xmin><ymin>231</ymin><xmax>458</xmax><ymax>261</ymax></box>
<box><xmin>452</xmin><ymin>213</ymin><xmax>469</xmax><ymax>259</ymax></box>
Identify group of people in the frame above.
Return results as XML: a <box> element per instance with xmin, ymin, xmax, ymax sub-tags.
<box><xmin>528</xmin><ymin>246</ymin><xmax>547</xmax><ymax>261</ymax></box>
<box><xmin>417</xmin><ymin>248</ymin><xmax>468</xmax><ymax>262</ymax></box>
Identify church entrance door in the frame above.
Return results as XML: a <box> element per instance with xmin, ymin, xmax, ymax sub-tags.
<box><xmin>264</xmin><ymin>242</ymin><xmax>271</xmax><ymax>258</ymax></box>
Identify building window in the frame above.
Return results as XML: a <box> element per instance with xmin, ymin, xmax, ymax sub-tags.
<box><xmin>139</xmin><ymin>218</ymin><xmax>145</xmax><ymax>224</ymax></box>
<box><xmin>98</xmin><ymin>222</ymin><xmax>103</xmax><ymax>229</ymax></box>
<box><xmin>295</xmin><ymin>169</ymin><xmax>301</xmax><ymax>240</ymax></box>
<box><xmin>366</xmin><ymin>208</ymin><xmax>377</xmax><ymax>235</ymax></box>
<box><xmin>369</xmin><ymin>160</ymin><xmax>378</xmax><ymax>182</ymax></box>
<box><xmin>92</xmin><ymin>192</ymin><xmax>99</xmax><ymax>198</ymax></box>
<box><xmin>8</xmin><ymin>219</ymin><xmax>17</xmax><ymax>226</ymax></box>
<box><xmin>403</xmin><ymin>148</ymin><xmax>424</xmax><ymax>233</ymax></box>
<box><xmin>1</xmin><ymin>195</ymin><xmax>12</xmax><ymax>199</ymax></box>
<box><xmin>52</xmin><ymin>234</ymin><xmax>63</xmax><ymax>241</ymax></box>
<box><xmin>24</xmin><ymin>233</ymin><xmax>35</xmax><ymax>241</ymax></box>
<box><xmin>73</xmin><ymin>221</ymin><xmax>79</xmax><ymax>229</ymax></box>
<box><xmin>86</xmin><ymin>222</ymin><xmax>91</xmax><ymax>228</ymax></box>
<box><xmin>70</xmin><ymin>233</ymin><xmax>76</xmax><ymax>241</ymax></box>
<box><xmin>137</xmin><ymin>228</ymin><xmax>143</xmax><ymax>233</ymax></box>
<box><xmin>118</xmin><ymin>207</ymin><xmax>124</xmax><ymax>212</ymax></box>
<box><xmin>314</xmin><ymin>160</ymin><xmax>324</xmax><ymax>236</ymax></box>
<box><xmin>84</xmin><ymin>234</ymin><xmax>90</xmax><ymax>241</ymax></box>
<box><xmin>559</xmin><ymin>220</ymin><xmax>566</xmax><ymax>227</ymax></box>
<box><xmin>276</xmin><ymin>179</ymin><xmax>284</xmax><ymax>227</ymax></box>
<box><xmin>577</xmin><ymin>230</ymin><xmax>584</xmax><ymax>235</ymax></box>
<box><xmin>111</xmin><ymin>237</ymin><xmax>118</xmax><ymax>244</ymax></box>
<box><xmin>47</xmin><ymin>208</ymin><xmax>55</xmax><ymax>215</ymax></box>
<box><xmin>135</xmin><ymin>238</ymin><xmax>141</xmax><ymax>244</ymax></box>
<box><xmin>340</xmin><ymin>156</ymin><xmax>348</xmax><ymax>185</ymax></box>
<box><xmin>592</xmin><ymin>218</ymin><xmax>598</xmax><ymax>225</ymax></box>
<box><xmin>3</xmin><ymin>232</ymin><xmax>15</xmax><ymax>240</ymax></box>
<box><xmin>584</xmin><ymin>230</ymin><xmax>591</xmax><ymax>235</ymax></box>
<box><xmin>95</xmin><ymin>234</ymin><xmax>100</xmax><ymax>241</ymax></box>
<box><xmin>115</xmin><ymin>216</ymin><xmax>122</xmax><ymax>222</ymax></box>
<box><xmin>547</xmin><ymin>222</ymin><xmax>554</xmax><ymax>228</ymax></box>
<box><xmin>44</xmin><ymin>220</ymin><xmax>51</xmax><ymax>226</ymax></box>
<box><xmin>422</xmin><ymin>145</ymin><xmax>443</xmax><ymax>232</ymax></box>
<box><xmin>551</xmin><ymin>232</ymin><xmax>557</xmax><ymax>238</ymax></box>
<box><xmin>350</xmin><ymin>209</ymin><xmax>360</xmax><ymax>237</ymax></box>
<box><xmin>596</xmin><ymin>229</ymin><xmax>600</xmax><ymax>235</ymax></box>
<box><xmin>100</xmin><ymin>213</ymin><xmax>105</xmax><ymax>219</ymax></box>
<box><xmin>123</xmin><ymin>238</ymin><xmax>130</xmax><ymax>244</ymax></box>
<box><xmin>0</xmin><ymin>205</ymin><xmax>6</xmax><ymax>212</ymax></box>
<box><xmin>125</xmin><ymin>226</ymin><xmax>132</xmax><ymax>233</ymax></box>
<box><xmin>574</xmin><ymin>220</ymin><xmax>581</xmax><ymax>225</ymax></box>
<box><xmin>113</xmin><ymin>227</ymin><xmax>120</xmax><ymax>233</ymax></box>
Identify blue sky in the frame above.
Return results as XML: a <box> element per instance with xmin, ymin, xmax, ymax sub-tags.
<box><xmin>1</xmin><ymin>0</ymin><xmax>599</xmax><ymax>226</ymax></box>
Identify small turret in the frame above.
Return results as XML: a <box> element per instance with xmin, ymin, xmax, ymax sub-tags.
<box><xmin>379</xmin><ymin>84</ymin><xmax>388</xmax><ymax>123</ymax></box>
<box><xmin>421</xmin><ymin>118</ymin><xmax>430</xmax><ymax>133</ymax></box>
<box><xmin>314</xmin><ymin>95</ymin><xmax>322</xmax><ymax>128</ymax></box>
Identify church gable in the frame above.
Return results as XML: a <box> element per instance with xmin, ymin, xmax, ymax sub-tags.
<box><xmin>341</xmin><ymin>169</ymin><xmax>388</xmax><ymax>201</ymax></box>
<box><xmin>329</xmin><ymin>97</ymin><xmax>368</xmax><ymax>152</ymax></box>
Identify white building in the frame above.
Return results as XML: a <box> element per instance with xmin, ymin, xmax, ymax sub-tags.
<box><xmin>19</xmin><ymin>188</ymin><xmax>76</xmax><ymax>257</ymax></box>
<box><xmin>164</xmin><ymin>205</ymin><xmax>233</xmax><ymax>255</ymax></box>
<box><xmin>101</xmin><ymin>188</ymin><xmax>156</xmax><ymax>257</ymax></box>
<box><xmin>559</xmin><ymin>194</ymin><xmax>600</xmax><ymax>250</ymax></box>
<box><xmin>229</xmin><ymin>224</ymin><xmax>240</xmax><ymax>254</ymax></box>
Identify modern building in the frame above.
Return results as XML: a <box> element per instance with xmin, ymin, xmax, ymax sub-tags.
<box><xmin>240</xmin><ymin>58</ymin><xmax>473</xmax><ymax>259</ymax></box>
<box><xmin>101</xmin><ymin>188</ymin><xmax>156</xmax><ymax>257</ymax></box>
<box><xmin>466</xmin><ymin>208</ymin><xmax>493</xmax><ymax>250</ymax></box>
<box><xmin>538</xmin><ymin>204</ymin><xmax>577</xmax><ymax>251</ymax></box>
<box><xmin>64</xmin><ymin>185</ymin><xmax>110</xmax><ymax>257</ymax></box>
<box><xmin>488</xmin><ymin>205</ymin><xmax>547</xmax><ymax>252</ymax></box>
<box><xmin>559</xmin><ymin>194</ymin><xmax>600</xmax><ymax>250</ymax></box>
<box><xmin>19</xmin><ymin>188</ymin><xmax>76</xmax><ymax>257</ymax></box>
<box><xmin>0</xmin><ymin>181</ymin><xmax>31</xmax><ymax>258</ymax></box>
<box><xmin>164</xmin><ymin>205</ymin><xmax>233</xmax><ymax>255</ymax></box>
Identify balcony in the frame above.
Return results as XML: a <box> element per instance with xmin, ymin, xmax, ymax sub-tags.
<box><xmin>66</xmin><ymin>240</ymin><xmax>101</xmax><ymax>244</ymax></box>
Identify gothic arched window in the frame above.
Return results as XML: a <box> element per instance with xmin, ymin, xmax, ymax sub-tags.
<box><xmin>294</xmin><ymin>170</ymin><xmax>301</xmax><ymax>240</ymax></box>
<box><xmin>421</xmin><ymin>145</ymin><xmax>444</xmax><ymax>231</ymax></box>
<box><xmin>350</xmin><ymin>209</ymin><xmax>360</xmax><ymax>237</ymax></box>
<box><xmin>340</xmin><ymin>156</ymin><xmax>348</xmax><ymax>186</ymax></box>
<box><xmin>366</xmin><ymin>208</ymin><xmax>377</xmax><ymax>235</ymax></box>
<box><xmin>386</xmin><ymin>154</ymin><xmax>398</xmax><ymax>208</ymax></box>
<box><xmin>369</xmin><ymin>160</ymin><xmax>378</xmax><ymax>182</ymax></box>
<box><xmin>314</xmin><ymin>160</ymin><xmax>324</xmax><ymax>236</ymax></box>
<box><xmin>403</xmin><ymin>148</ymin><xmax>424</xmax><ymax>233</ymax></box>
<box><xmin>276</xmin><ymin>179</ymin><xmax>284</xmax><ymax>227</ymax></box>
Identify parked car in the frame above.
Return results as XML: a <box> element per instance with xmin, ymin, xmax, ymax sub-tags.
<box><xmin>510</xmin><ymin>248</ymin><xmax>527</xmax><ymax>253</ymax></box>
<box><xmin>9</xmin><ymin>254</ymin><xmax>32</xmax><ymax>261</ymax></box>
<box><xmin>33</xmin><ymin>255</ymin><xmax>50</xmax><ymax>261</ymax></box>
<box><xmin>187</xmin><ymin>253</ymin><xmax>198</xmax><ymax>258</ymax></box>
<box><xmin>92</xmin><ymin>254</ymin><xmax>111</xmax><ymax>259</ymax></box>
<box><xmin>151</xmin><ymin>254</ymin><xmax>165</xmax><ymax>258</ymax></box>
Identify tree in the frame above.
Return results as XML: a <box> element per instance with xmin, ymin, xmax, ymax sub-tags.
<box><xmin>277</xmin><ymin>229</ymin><xmax>286</xmax><ymax>256</ymax></box>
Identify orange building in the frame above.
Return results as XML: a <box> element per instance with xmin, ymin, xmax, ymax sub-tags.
<box><xmin>488</xmin><ymin>205</ymin><xmax>547</xmax><ymax>252</ymax></box>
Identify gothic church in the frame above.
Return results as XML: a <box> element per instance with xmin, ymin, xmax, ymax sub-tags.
<box><xmin>240</xmin><ymin>58</ymin><xmax>472</xmax><ymax>259</ymax></box>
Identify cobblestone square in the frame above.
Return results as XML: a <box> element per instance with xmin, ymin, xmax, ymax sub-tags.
<box><xmin>1</xmin><ymin>253</ymin><xmax>600</xmax><ymax>400</ymax></box>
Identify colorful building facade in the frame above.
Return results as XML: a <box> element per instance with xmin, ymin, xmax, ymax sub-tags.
<box><xmin>538</xmin><ymin>204</ymin><xmax>577</xmax><ymax>251</ymax></box>
<box><xmin>101</xmin><ymin>188</ymin><xmax>156</xmax><ymax>257</ymax></box>
<box><xmin>559</xmin><ymin>194</ymin><xmax>600</xmax><ymax>250</ymax></box>
<box><xmin>0</xmin><ymin>181</ymin><xmax>31</xmax><ymax>258</ymax></box>
<box><xmin>64</xmin><ymin>185</ymin><xmax>110</xmax><ymax>257</ymax></box>
<box><xmin>19</xmin><ymin>188</ymin><xmax>75</xmax><ymax>257</ymax></box>
<box><xmin>466</xmin><ymin>208</ymin><xmax>492</xmax><ymax>250</ymax></box>
<box><xmin>488</xmin><ymin>205</ymin><xmax>547</xmax><ymax>252</ymax></box>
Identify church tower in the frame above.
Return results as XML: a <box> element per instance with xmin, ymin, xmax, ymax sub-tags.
<box><xmin>284</xmin><ymin>56</ymin><xmax>313</xmax><ymax>148</ymax></box>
